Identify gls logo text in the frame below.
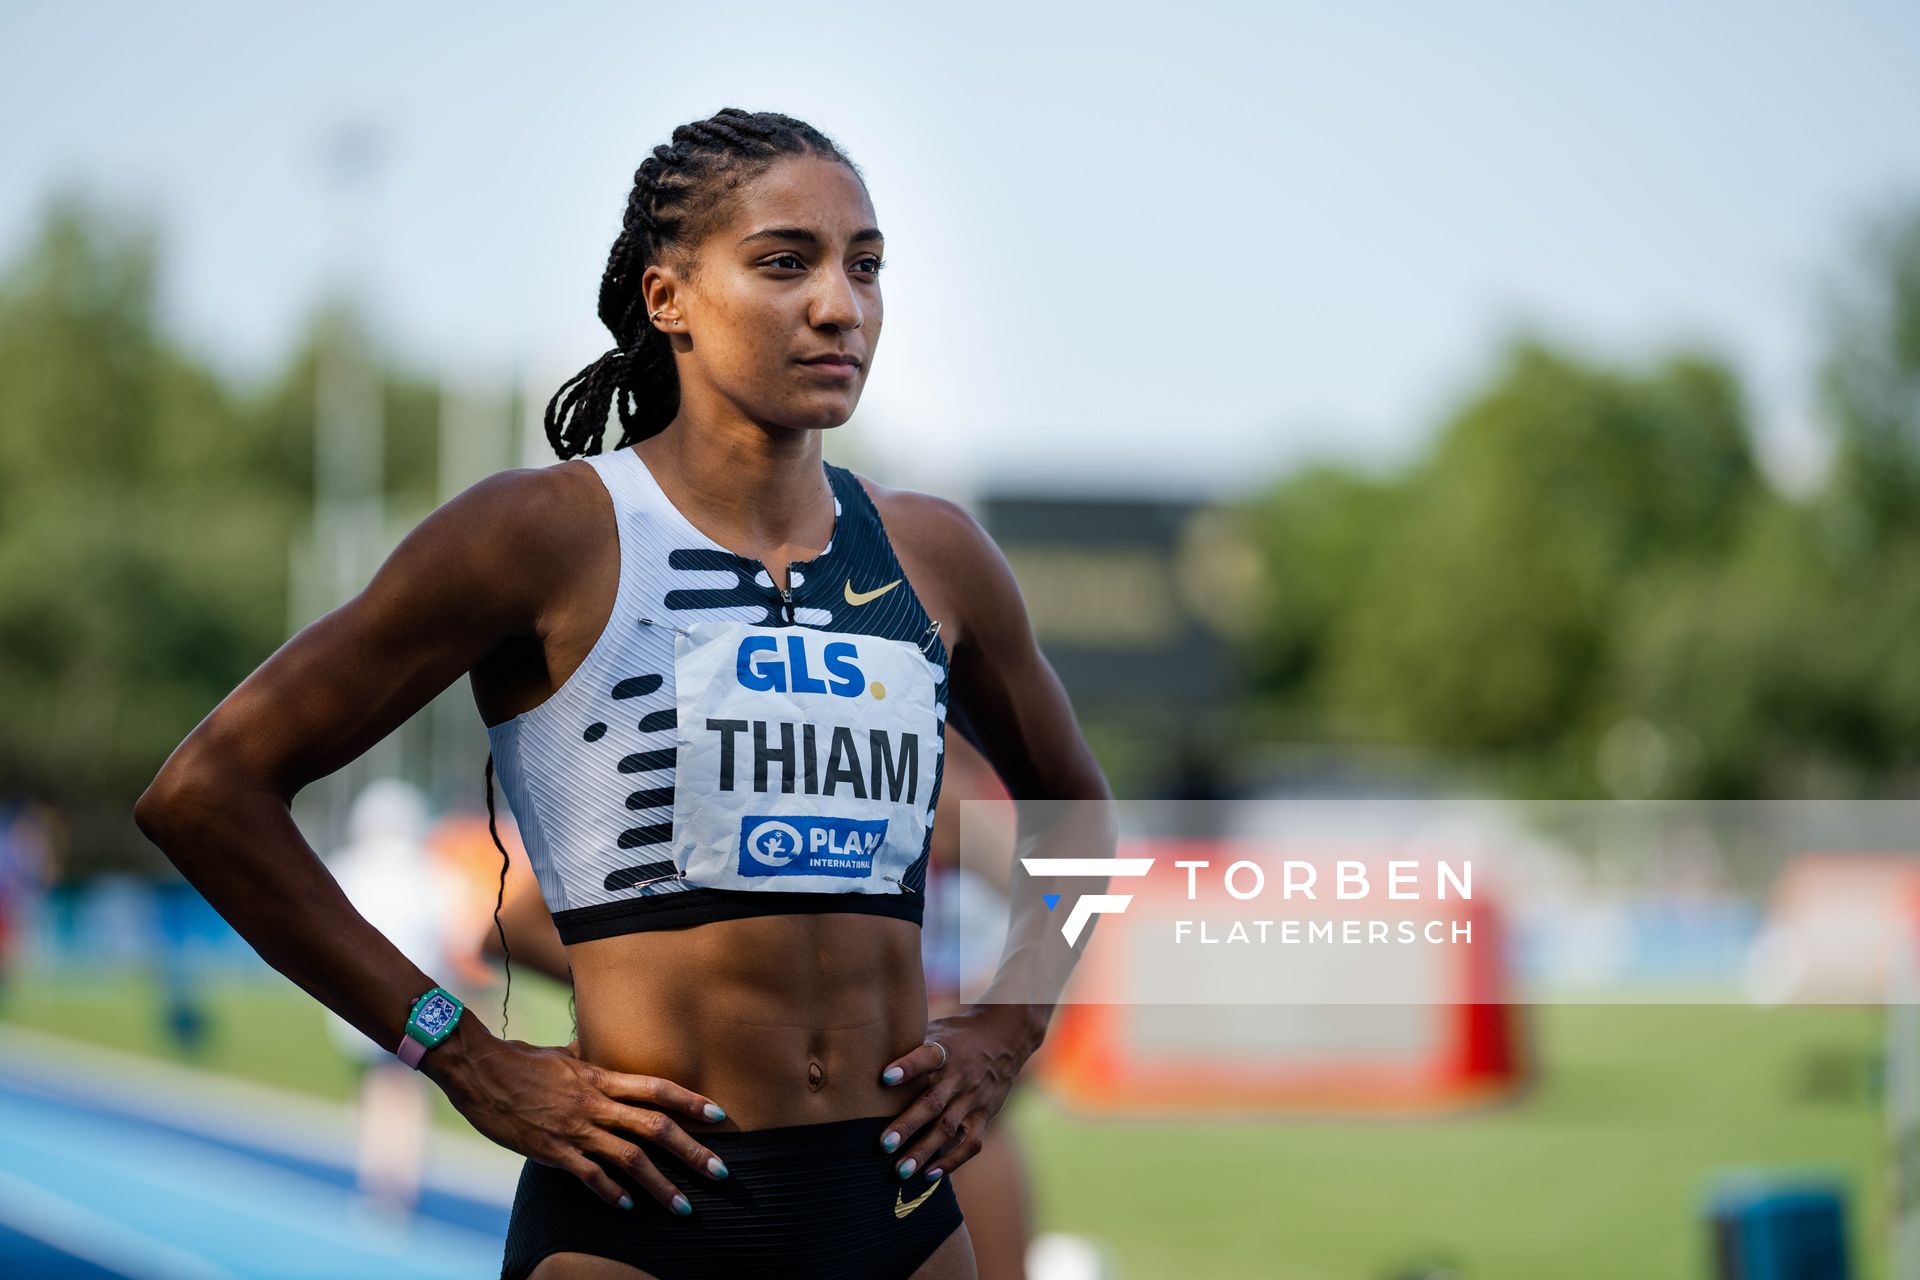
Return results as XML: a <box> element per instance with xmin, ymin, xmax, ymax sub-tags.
<box><xmin>737</xmin><ymin>635</ymin><xmax>866</xmax><ymax>697</ymax></box>
<box><xmin>1021</xmin><ymin>858</ymin><xmax>1155</xmax><ymax>945</ymax></box>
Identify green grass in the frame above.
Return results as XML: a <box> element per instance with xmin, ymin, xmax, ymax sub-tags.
<box><xmin>0</xmin><ymin>966</ymin><xmax>579</xmax><ymax>1131</ymax></box>
<box><xmin>0</xmin><ymin>972</ymin><xmax>1887</xmax><ymax>1279</ymax></box>
<box><xmin>1010</xmin><ymin>1004</ymin><xmax>1887</xmax><ymax>1279</ymax></box>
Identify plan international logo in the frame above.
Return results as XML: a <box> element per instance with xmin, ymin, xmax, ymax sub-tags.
<box><xmin>741</xmin><ymin>815</ymin><xmax>889</xmax><ymax>877</ymax></box>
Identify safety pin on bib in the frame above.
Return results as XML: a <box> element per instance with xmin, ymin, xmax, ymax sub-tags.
<box><xmin>635</xmin><ymin>616</ymin><xmax>693</xmax><ymax>637</ymax></box>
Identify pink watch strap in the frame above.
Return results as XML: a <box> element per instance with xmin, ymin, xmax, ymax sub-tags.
<box><xmin>396</xmin><ymin>1033</ymin><xmax>428</xmax><ymax>1069</ymax></box>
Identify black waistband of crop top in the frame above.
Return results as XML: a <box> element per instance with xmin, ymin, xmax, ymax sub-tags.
<box><xmin>552</xmin><ymin>888</ymin><xmax>922</xmax><ymax>943</ymax></box>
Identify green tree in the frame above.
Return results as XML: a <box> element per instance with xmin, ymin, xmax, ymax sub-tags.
<box><xmin>0</xmin><ymin>195</ymin><xmax>449</xmax><ymax>869</ymax></box>
<box><xmin>0</xmin><ymin>195</ymin><xmax>294</xmax><ymax>863</ymax></box>
<box><xmin>1611</xmin><ymin>497</ymin><xmax>1920</xmax><ymax>797</ymax></box>
<box><xmin>1613</xmin><ymin>205</ymin><xmax>1920</xmax><ymax>796</ymax></box>
<box><xmin>1820</xmin><ymin>205</ymin><xmax>1920</xmax><ymax>556</ymax></box>
<box><xmin>1240</xmin><ymin>339</ymin><xmax>1765</xmax><ymax>795</ymax></box>
<box><xmin>1334</xmin><ymin>342</ymin><xmax>1759</xmax><ymax>773</ymax></box>
<box><xmin>1240</xmin><ymin>463</ymin><xmax>1406</xmax><ymax>732</ymax></box>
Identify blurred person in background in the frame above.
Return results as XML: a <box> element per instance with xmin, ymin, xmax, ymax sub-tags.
<box><xmin>154</xmin><ymin>872</ymin><xmax>214</xmax><ymax>1054</ymax></box>
<box><xmin>322</xmin><ymin>778</ymin><xmax>466</xmax><ymax>1221</ymax></box>
<box><xmin>0</xmin><ymin>797</ymin><xmax>59</xmax><ymax>1010</ymax></box>
<box><xmin>431</xmin><ymin>808</ymin><xmax>552</xmax><ymax>991</ymax></box>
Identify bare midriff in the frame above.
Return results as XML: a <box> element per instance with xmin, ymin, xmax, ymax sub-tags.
<box><xmin>566</xmin><ymin>912</ymin><xmax>928</xmax><ymax>1135</ymax></box>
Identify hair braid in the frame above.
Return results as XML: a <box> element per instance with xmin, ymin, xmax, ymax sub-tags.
<box><xmin>483</xmin><ymin>752</ymin><xmax>514</xmax><ymax>1034</ymax></box>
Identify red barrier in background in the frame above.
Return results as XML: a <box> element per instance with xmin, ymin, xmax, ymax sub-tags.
<box><xmin>1033</xmin><ymin>839</ymin><xmax>1529</xmax><ymax>1115</ymax></box>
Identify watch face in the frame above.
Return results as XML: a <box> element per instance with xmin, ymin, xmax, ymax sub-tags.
<box><xmin>415</xmin><ymin>993</ymin><xmax>458</xmax><ymax>1038</ymax></box>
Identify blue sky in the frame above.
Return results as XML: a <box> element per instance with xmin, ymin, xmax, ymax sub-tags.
<box><xmin>2</xmin><ymin>1</ymin><xmax>1916</xmax><ymax>499</ymax></box>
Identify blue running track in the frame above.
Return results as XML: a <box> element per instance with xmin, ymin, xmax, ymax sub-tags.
<box><xmin>0</xmin><ymin>1029</ymin><xmax>516</xmax><ymax>1279</ymax></box>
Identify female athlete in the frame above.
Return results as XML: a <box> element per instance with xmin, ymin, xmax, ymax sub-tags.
<box><xmin>134</xmin><ymin>107</ymin><xmax>1112</xmax><ymax>1279</ymax></box>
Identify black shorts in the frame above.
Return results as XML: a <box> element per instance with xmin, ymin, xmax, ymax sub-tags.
<box><xmin>499</xmin><ymin>1113</ymin><xmax>965</xmax><ymax>1280</ymax></box>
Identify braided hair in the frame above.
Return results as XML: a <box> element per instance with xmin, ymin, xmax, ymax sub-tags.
<box><xmin>543</xmin><ymin>106</ymin><xmax>861</xmax><ymax>460</ymax></box>
<box><xmin>483</xmin><ymin>109</ymin><xmax>859</xmax><ymax>1038</ymax></box>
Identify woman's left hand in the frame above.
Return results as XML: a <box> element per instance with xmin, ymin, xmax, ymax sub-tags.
<box><xmin>875</xmin><ymin>1003</ymin><xmax>1042</xmax><ymax>1182</ymax></box>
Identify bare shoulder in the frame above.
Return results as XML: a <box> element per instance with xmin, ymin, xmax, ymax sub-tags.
<box><xmin>342</xmin><ymin>458</ymin><xmax>617</xmax><ymax>676</ymax></box>
<box><xmin>853</xmin><ymin>473</ymin><xmax>996</xmax><ymax>576</ymax></box>
<box><xmin>852</xmin><ymin>473</ymin><xmax>1026</xmax><ymax>659</ymax></box>
<box><xmin>860</xmin><ymin>470</ymin><xmax>1006</xmax><ymax>560</ymax></box>
<box><xmin>452</xmin><ymin>458</ymin><xmax>599</xmax><ymax>543</ymax></box>
<box><xmin>141</xmin><ymin>458</ymin><xmax>613</xmax><ymax>798</ymax></box>
<box><xmin>432</xmin><ymin>459</ymin><xmax>606</xmax><ymax>588</ymax></box>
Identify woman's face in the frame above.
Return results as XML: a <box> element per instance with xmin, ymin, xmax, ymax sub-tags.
<box><xmin>662</xmin><ymin>153</ymin><xmax>884</xmax><ymax>433</ymax></box>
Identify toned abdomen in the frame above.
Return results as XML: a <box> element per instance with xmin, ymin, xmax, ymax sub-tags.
<box><xmin>567</xmin><ymin>913</ymin><xmax>928</xmax><ymax>1132</ymax></box>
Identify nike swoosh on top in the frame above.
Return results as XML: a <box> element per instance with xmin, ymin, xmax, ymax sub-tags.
<box><xmin>844</xmin><ymin>578</ymin><xmax>903</xmax><ymax>606</ymax></box>
<box><xmin>894</xmin><ymin>1181</ymin><xmax>942</xmax><ymax>1218</ymax></box>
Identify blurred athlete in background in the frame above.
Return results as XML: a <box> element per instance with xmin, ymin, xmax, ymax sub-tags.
<box><xmin>322</xmin><ymin>779</ymin><xmax>466</xmax><ymax>1220</ymax></box>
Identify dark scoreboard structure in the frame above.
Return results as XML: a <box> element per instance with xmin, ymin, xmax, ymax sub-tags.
<box><xmin>978</xmin><ymin>492</ymin><xmax>1258</xmax><ymax>797</ymax></box>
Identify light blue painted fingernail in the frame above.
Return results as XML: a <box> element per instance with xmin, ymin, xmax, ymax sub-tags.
<box><xmin>927</xmin><ymin>1168</ymin><xmax>944</xmax><ymax>1182</ymax></box>
<box><xmin>708</xmin><ymin>1157</ymin><xmax>729</xmax><ymax>1179</ymax></box>
<box><xmin>896</xmin><ymin>1157</ymin><xmax>917</xmax><ymax>1179</ymax></box>
<box><xmin>880</xmin><ymin>1130</ymin><xmax>900</xmax><ymax>1152</ymax></box>
<box><xmin>618</xmin><ymin>1194</ymin><xmax>634</xmax><ymax>1210</ymax></box>
<box><xmin>882</xmin><ymin>1066</ymin><xmax>904</xmax><ymax>1085</ymax></box>
<box><xmin>704</xmin><ymin>1103</ymin><xmax>726</xmax><ymax>1122</ymax></box>
<box><xmin>671</xmin><ymin>1194</ymin><xmax>693</xmax><ymax>1216</ymax></box>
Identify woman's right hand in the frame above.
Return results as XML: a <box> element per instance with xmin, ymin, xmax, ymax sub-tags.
<box><xmin>428</xmin><ymin>1024</ymin><xmax>731</xmax><ymax>1213</ymax></box>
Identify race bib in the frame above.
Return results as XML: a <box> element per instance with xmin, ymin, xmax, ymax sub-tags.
<box><xmin>670</xmin><ymin>620</ymin><xmax>941</xmax><ymax>894</ymax></box>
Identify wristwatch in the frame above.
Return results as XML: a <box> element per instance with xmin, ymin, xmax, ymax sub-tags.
<box><xmin>396</xmin><ymin>985</ymin><xmax>464</xmax><ymax>1069</ymax></box>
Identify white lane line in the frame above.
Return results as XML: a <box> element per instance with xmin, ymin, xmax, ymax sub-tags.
<box><xmin>0</xmin><ymin>1167</ymin><xmax>245</xmax><ymax>1280</ymax></box>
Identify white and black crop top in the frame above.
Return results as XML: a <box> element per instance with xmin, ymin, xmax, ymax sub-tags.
<box><xmin>485</xmin><ymin>446</ymin><xmax>951</xmax><ymax>944</ymax></box>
